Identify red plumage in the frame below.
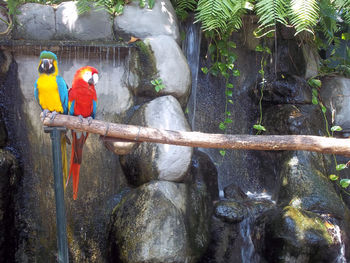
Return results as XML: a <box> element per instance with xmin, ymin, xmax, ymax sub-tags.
<box><xmin>68</xmin><ymin>66</ymin><xmax>98</xmax><ymax>200</ymax></box>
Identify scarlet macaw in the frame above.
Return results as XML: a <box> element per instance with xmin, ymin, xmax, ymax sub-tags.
<box><xmin>34</xmin><ymin>51</ymin><xmax>69</xmax><ymax>185</ymax></box>
<box><xmin>67</xmin><ymin>66</ymin><xmax>98</xmax><ymax>200</ymax></box>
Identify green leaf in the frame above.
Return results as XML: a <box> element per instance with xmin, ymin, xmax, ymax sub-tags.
<box><xmin>225</xmin><ymin>90</ymin><xmax>233</xmax><ymax>97</ymax></box>
<box><xmin>308</xmin><ymin>79</ymin><xmax>322</xmax><ymax>88</ymax></box>
<box><xmin>225</xmin><ymin>118</ymin><xmax>233</xmax><ymax>124</ymax></box>
<box><xmin>219</xmin><ymin>150</ymin><xmax>226</xmax><ymax>157</ymax></box>
<box><xmin>336</xmin><ymin>164</ymin><xmax>347</xmax><ymax>171</ymax></box>
<box><xmin>340</xmin><ymin>179</ymin><xmax>350</xmax><ymax>188</ymax></box>
<box><xmin>228</xmin><ymin>99</ymin><xmax>234</xmax><ymax>104</ymax></box>
<box><xmin>312</xmin><ymin>96</ymin><xmax>318</xmax><ymax>105</ymax></box>
<box><xmin>253</xmin><ymin>124</ymin><xmax>266</xmax><ymax>131</ymax></box>
<box><xmin>233</xmin><ymin>69</ymin><xmax>240</xmax><ymax>76</ymax></box>
<box><xmin>226</xmin><ymin>111</ymin><xmax>231</xmax><ymax>116</ymax></box>
<box><xmin>151</xmin><ymin>80</ymin><xmax>156</xmax><ymax>85</ymax></box>
<box><xmin>331</xmin><ymin>126</ymin><xmax>343</xmax><ymax>132</ymax></box>
<box><xmin>208</xmin><ymin>44</ymin><xmax>216</xmax><ymax>55</ymax></box>
<box><xmin>139</xmin><ymin>0</ymin><xmax>146</xmax><ymax>8</ymax></box>
<box><xmin>255</xmin><ymin>45</ymin><xmax>264</xmax><ymax>52</ymax></box>
<box><xmin>329</xmin><ymin>174</ymin><xmax>339</xmax><ymax>181</ymax></box>
<box><xmin>219</xmin><ymin>122</ymin><xmax>226</xmax><ymax>130</ymax></box>
<box><xmin>321</xmin><ymin>104</ymin><xmax>327</xmax><ymax>114</ymax></box>
<box><xmin>312</xmin><ymin>88</ymin><xmax>318</xmax><ymax>96</ymax></box>
<box><xmin>148</xmin><ymin>0</ymin><xmax>155</xmax><ymax>9</ymax></box>
<box><xmin>228</xmin><ymin>41</ymin><xmax>236</xmax><ymax>48</ymax></box>
<box><xmin>226</xmin><ymin>83</ymin><xmax>234</xmax><ymax>89</ymax></box>
<box><xmin>201</xmin><ymin>67</ymin><xmax>209</xmax><ymax>74</ymax></box>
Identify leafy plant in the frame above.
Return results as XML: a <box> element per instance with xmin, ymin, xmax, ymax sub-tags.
<box><xmin>151</xmin><ymin>78</ymin><xmax>165</xmax><ymax>92</ymax></box>
<box><xmin>170</xmin><ymin>0</ymin><xmax>197</xmax><ymax>20</ymax></box>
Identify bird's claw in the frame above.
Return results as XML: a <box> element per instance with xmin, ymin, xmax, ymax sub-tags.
<box><xmin>87</xmin><ymin>117</ymin><xmax>93</xmax><ymax>125</ymax></box>
<box><xmin>50</xmin><ymin>111</ymin><xmax>58</xmax><ymax>121</ymax></box>
<box><xmin>78</xmin><ymin>115</ymin><xmax>84</xmax><ymax>123</ymax></box>
<box><xmin>42</xmin><ymin>109</ymin><xmax>50</xmax><ymax>119</ymax></box>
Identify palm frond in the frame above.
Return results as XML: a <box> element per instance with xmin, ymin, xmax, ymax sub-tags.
<box><xmin>255</xmin><ymin>0</ymin><xmax>289</xmax><ymax>37</ymax></box>
<box><xmin>288</xmin><ymin>0</ymin><xmax>320</xmax><ymax>35</ymax></box>
<box><xmin>195</xmin><ymin>0</ymin><xmax>245</xmax><ymax>36</ymax></box>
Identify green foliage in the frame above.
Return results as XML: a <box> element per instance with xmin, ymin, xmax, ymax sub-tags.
<box><xmin>289</xmin><ymin>0</ymin><xmax>320</xmax><ymax>35</ymax></box>
<box><xmin>171</xmin><ymin>0</ymin><xmax>197</xmax><ymax>20</ymax></box>
<box><xmin>255</xmin><ymin>0</ymin><xmax>288</xmax><ymax>36</ymax></box>
<box><xmin>195</xmin><ymin>0</ymin><xmax>246</xmax><ymax>37</ymax></box>
<box><xmin>151</xmin><ymin>78</ymin><xmax>165</xmax><ymax>92</ymax></box>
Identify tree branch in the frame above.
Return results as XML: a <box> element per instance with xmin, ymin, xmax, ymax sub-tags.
<box><xmin>41</xmin><ymin>113</ymin><xmax>350</xmax><ymax>157</ymax></box>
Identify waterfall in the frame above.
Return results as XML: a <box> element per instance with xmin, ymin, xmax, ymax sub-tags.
<box><xmin>182</xmin><ymin>18</ymin><xmax>202</xmax><ymax>131</ymax></box>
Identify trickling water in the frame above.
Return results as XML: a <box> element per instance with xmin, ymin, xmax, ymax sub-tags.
<box><xmin>334</xmin><ymin>223</ymin><xmax>346</xmax><ymax>263</ymax></box>
<box><xmin>117</xmin><ymin>47</ymin><xmax>120</xmax><ymax>66</ymax></box>
<box><xmin>239</xmin><ymin>192</ymin><xmax>275</xmax><ymax>263</ymax></box>
<box><xmin>182</xmin><ymin>19</ymin><xmax>202</xmax><ymax>131</ymax></box>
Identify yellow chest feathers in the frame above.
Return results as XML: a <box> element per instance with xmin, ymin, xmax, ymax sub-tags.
<box><xmin>37</xmin><ymin>75</ymin><xmax>64</xmax><ymax>113</ymax></box>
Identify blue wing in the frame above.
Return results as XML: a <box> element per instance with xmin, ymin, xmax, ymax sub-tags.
<box><xmin>56</xmin><ymin>75</ymin><xmax>69</xmax><ymax>114</ymax></box>
<box><xmin>92</xmin><ymin>100</ymin><xmax>97</xmax><ymax>119</ymax></box>
<box><xmin>34</xmin><ymin>79</ymin><xmax>43</xmax><ymax>111</ymax></box>
<box><xmin>69</xmin><ymin>100</ymin><xmax>75</xmax><ymax>116</ymax></box>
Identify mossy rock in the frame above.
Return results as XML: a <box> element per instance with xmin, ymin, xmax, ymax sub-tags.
<box><xmin>264</xmin><ymin>206</ymin><xmax>341</xmax><ymax>262</ymax></box>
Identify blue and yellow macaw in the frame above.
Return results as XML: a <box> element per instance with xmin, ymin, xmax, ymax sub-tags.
<box><xmin>34</xmin><ymin>51</ymin><xmax>69</xmax><ymax>186</ymax></box>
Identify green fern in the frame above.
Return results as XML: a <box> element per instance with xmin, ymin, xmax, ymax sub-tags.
<box><xmin>255</xmin><ymin>0</ymin><xmax>288</xmax><ymax>37</ymax></box>
<box><xmin>318</xmin><ymin>0</ymin><xmax>339</xmax><ymax>44</ymax></box>
<box><xmin>334</xmin><ymin>0</ymin><xmax>350</xmax><ymax>24</ymax></box>
<box><xmin>171</xmin><ymin>0</ymin><xmax>197</xmax><ymax>20</ymax></box>
<box><xmin>288</xmin><ymin>0</ymin><xmax>320</xmax><ymax>35</ymax></box>
<box><xmin>195</xmin><ymin>0</ymin><xmax>245</xmax><ymax>36</ymax></box>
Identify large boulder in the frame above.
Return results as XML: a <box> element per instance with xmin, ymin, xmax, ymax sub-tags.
<box><xmin>120</xmin><ymin>95</ymin><xmax>193</xmax><ymax>186</ymax></box>
<box><xmin>14</xmin><ymin>4</ymin><xmax>55</xmax><ymax>40</ymax></box>
<box><xmin>109</xmin><ymin>180</ymin><xmax>210</xmax><ymax>263</ymax></box>
<box><xmin>320</xmin><ymin>77</ymin><xmax>350</xmax><ymax>132</ymax></box>
<box><xmin>131</xmin><ymin>36</ymin><xmax>191</xmax><ymax>106</ymax></box>
<box><xmin>55</xmin><ymin>1</ymin><xmax>114</xmax><ymax>40</ymax></box>
<box><xmin>264</xmin><ymin>206</ymin><xmax>343</xmax><ymax>263</ymax></box>
<box><xmin>114</xmin><ymin>0</ymin><xmax>180</xmax><ymax>43</ymax></box>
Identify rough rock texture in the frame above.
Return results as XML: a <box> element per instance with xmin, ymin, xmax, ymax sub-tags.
<box><xmin>261</xmin><ymin>73</ymin><xmax>312</xmax><ymax>105</ymax></box>
<box><xmin>0</xmin><ymin>10</ymin><xmax>9</xmax><ymax>35</ymax></box>
<box><xmin>56</xmin><ymin>1</ymin><xmax>114</xmax><ymax>40</ymax></box>
<box><xmin>114</xmin><ymin>0</ymin><xmax>180</xmax><ymax>43</ymax></box>
<box><xmin>0</xmin><ymin>149</ymin><xmax>19</xmax><ymax>262</ymax></box>
<box><xmin>302</xmin><ymin>44</ymin><xmax>320</xmax><ymax>79</ymax></box>
<box><xmin>320</xmin><ymin>77</ymin><xmax>350</xmax><ymax>131</ymax></box>
<box><xmin>120</xmin><ymin>95</ymin><xmax>193</xmax><ymax>186</ymax></box>
<box><xmin>14</xmin><ymin>4</ymin><xmax>55</xmax><ymax>40</ymax></box>
<box><xmin>0</xmin><ymin>109</ymin><xmax>7</xmax><ymax>147</ymax></box>
<box><xmin>264</xmin><ymin>207</ymin><xmax>342</xmax><ymax>263</ymax></box>
<box><xmin>109</xmin><ymin>180</ymin><xmax>210</xmax><ymax>263</ymax></box>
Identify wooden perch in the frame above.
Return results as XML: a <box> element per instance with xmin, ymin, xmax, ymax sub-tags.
<box><xmin>41</xmin><ymin>113</ymin><xmax>350</xmax><ymax>157</ymax></box>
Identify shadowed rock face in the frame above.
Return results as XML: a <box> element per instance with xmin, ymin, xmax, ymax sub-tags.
<box><xmin>109</xmin><ymin>180</ymin><xmax>211</xmax><ymax>263</ymax></box>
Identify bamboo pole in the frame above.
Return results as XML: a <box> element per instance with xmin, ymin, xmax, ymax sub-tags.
<box><xmin>42</xmin><ymin>113</ymin><xmax>350</xmax><ymax>157</ymax></box>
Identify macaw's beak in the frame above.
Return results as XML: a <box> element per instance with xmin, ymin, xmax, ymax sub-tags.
<box><xmin>40</xmin><ymin>59</ymin><xmax>54</xmax><ymax>73</ymax></box>
<box><xmin>43</xmin><ymin>59</ymin><xmax>50</xmax><ymax>71</ymax></box>
<box><xmin>88</xmin><ymin>73</ymin><xmax>99</xmax><ymax>86</ymax></box>
<box><xmin>88</xmin><ymin>77</ymin><xmax>94</xmax><ymax>85</ymax></box>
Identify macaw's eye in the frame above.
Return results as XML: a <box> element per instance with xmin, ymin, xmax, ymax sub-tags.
<box><xmin>93</xmin><ymin>73</ymin><xmax>99</xmax><ymax>84</ymax></box>
<box><xmin>83</xmin><ymin>71</ymin><xmax>92</xmax><ymax>83</ymax></box>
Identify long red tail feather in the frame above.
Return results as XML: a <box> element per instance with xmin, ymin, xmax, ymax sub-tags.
<box><xmin>68</xmin><ymin>130</ymin><xmax>88</xmax><ymax>200</ymax></box>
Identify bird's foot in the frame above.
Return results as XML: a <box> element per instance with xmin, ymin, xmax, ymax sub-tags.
<box><xmin>78</xmin><ymin>115</ymin><xmax>84</xmax><ymax>123</ymax></box>
<box><xmin>87</xmin><ymin>116</ymin><xmax>93</xmax><ymax>125</ymax></box>
<box><xmin>50</xmin><ymin>111</ymin><xmax>58</xmax><ymax>121</ymax></box>
<box><xmin>42</xmin><ymin>109</ymin><xmax>50</xmax><ymax>119</ymax></box>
